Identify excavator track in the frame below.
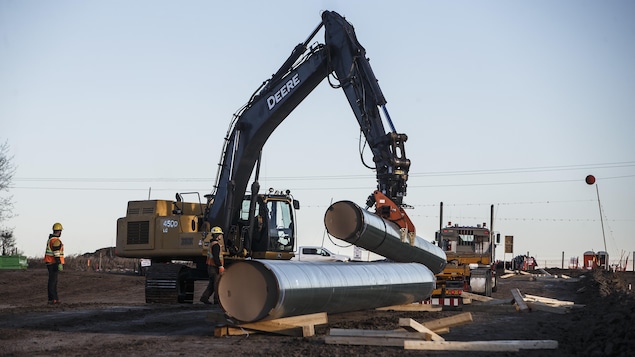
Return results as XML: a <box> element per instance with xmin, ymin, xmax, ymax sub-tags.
<box><xmin>145</xmin><ymin>263</ymin><xmax>194</xmax><ymax>304</ymax></box>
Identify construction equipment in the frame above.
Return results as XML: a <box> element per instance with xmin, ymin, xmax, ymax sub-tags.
<box><xmin>430</xmin><ymin>203</ymin><xmax>499</xmax><ymax>308</ymax></box>
<box><xmin>116</xmin><ymin>11</ymin><xmax>417</xmax><ymax>303</ymax></box>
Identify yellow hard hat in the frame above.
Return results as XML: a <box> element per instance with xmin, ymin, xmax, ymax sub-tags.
<box><xmin>52</xmin><ymin>222</ymin><xmax>63</xmax><ymax>231</ymax></box>
<box><xmin>211</xmin><ymin>226</ymin><xmax>223</xmax><ymax>235</ymax></box>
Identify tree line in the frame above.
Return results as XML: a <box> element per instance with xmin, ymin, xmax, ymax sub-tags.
<box><xmin>0</xmin><ymin>140</ymin><xmax>16</xmax><ymax>255</ymax></box>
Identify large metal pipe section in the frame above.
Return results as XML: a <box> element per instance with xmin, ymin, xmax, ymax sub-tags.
<box><xmin>324</xmin><ymin>200</ymin><xmax>447</xmax><ymax>274</ymax></box>
<box><xmin>218</xmin><ymin>260</ymin><xmax>436</xmax><ymax>323</ymax></box>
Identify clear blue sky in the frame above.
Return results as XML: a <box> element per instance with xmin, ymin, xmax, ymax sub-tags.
<box><xmin>1</xmin><ymin>0</ymin><xmax>634</xmax><ymax>268</ymax></box>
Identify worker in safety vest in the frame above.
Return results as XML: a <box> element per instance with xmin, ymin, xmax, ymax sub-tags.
<box><xmin>199</xmin><ymin>226</ymin><xmax>225</xmax><ymax>305</ymax></box>
<box><xmin>44</xmin><ymin>222</ymin><xmax>65</xmax><ymax>305</ymax></box>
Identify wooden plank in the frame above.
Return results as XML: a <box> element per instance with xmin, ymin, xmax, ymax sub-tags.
<box><xmin>421</xmin><ymin>312</ymin><xmax>473</xmax><ymax>330</ymax></box>
<box><xmin>325</xmin><ymin>335</ymin><xmax>406</xmax><ymax>347</ymax></box>
<box><xmin>237</xmin><ymin>320</ymin><xmax>304</xmax><ymax>336</ymax></box>
<box><xmin>376</xmin><ymin>303</ymin><xmax>442</xmax><ymax>312</ymax></box>
<box><xmin>433</xmin><ymin>327</ymin><xmax>450</xmax><ymax>334</ymax></box>
<box><xmin>404</xmin><ymin>340</ymin><xmax>558</xmax><ymax>351</ymax></box>
<box><xmin>399</xmin><ymin>318</ymin><xmax>444</xmax><ymax>341</ymax></box>
<box><xmin>511</xmin><ymin>288</ymin><xmax>529</xmax><ymax>311</ymax></box>
<box><xmin>523</xmin><ymin>294</ymin><xmax>574</xmax><ymax>306</ymax></box>
<box><xmin>329</xmin><ymin>328</ymin><xmax>429</xmax><ymax>340</ymax></box>
<box><xmin>525</xmin><ymin>301</ymin><xmax>568</xmax><ymax>314</ymax></box>
<box><xmin>273</xmin><ymin>312</ymin><xmax>328</xmax><ymax>325</ymax></box>
<box><xmin>499</xmin><ymin>273</ymin><xmax>516</xmax><ymax>279</ymax></box>
<box><xmin>461</xmin><ymin>291</ymin><xmax>494</xmax><ymax>302</ymax></box>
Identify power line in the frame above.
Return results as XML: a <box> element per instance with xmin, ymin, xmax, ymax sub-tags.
<box><xmin>9</xmin><ymin>173</ymin><xmax>635</xmax><ymax>192</ymax></box>
<box><xmin>410</xmin><ymin>161</ymin><xmax>635</xmax><ymax>177</ymax></box>
<box><xmin>13</xmin><ymin>161</ymin><xmax>635</xmax><ymax>183</ymax></box>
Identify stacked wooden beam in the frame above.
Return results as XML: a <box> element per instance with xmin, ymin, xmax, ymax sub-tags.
<box><xmin>209</xmin><ymin>312</ymin><xmax>328</xmax><ymax>337</ymax></box>
<box><xmin>325</xmin><ymin>313</ymin><xmax>558</xmax><ymax>352</ymax></box>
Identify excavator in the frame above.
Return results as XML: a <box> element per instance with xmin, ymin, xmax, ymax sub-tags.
<box><xmin>116</xmin><ymin>11</ymin><xmax>414</xmax><ymax>303</ymax></box>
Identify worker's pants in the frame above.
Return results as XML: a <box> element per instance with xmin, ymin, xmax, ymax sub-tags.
<box><xmin>47</xmin><ymin>264</ymin><xmax>59</xmax><ymax>301</ymax></box>
<box><xmin>200</xmin><ymin>265</ymin><xmax>221</xmax><ymax>304</ymax></box>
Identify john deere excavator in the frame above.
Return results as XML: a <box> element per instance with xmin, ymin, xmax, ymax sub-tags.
<box><xmin>116</xmin><ymin>11</ymin><xmax>414</xmax><ymax>303</ymax></box>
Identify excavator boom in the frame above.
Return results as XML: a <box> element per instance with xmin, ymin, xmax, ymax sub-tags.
<box><xmin>207</xmin><ymin>11</ymin><xmax>412</xmax><ymax>250</ymax></box>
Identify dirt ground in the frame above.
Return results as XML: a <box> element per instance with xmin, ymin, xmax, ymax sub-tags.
<box><xmin>1</xmin><ymin>267</ymin><xmax>634</xmax><ymax>356</ymax></box>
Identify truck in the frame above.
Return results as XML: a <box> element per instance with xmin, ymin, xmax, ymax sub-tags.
<box><xmin>292</xmin><ymin>246</ymin><xmax>351</xmax><ymax>262</ymax></box>
<box><xmin>116</xmin><ymin>10</ymin><xmax>416</xmax><ymax>303</ymax></box>
<box><xmin>430</xmin><ymin>203</ymin><xmax>499</xmax><ymax>308</ymax></box>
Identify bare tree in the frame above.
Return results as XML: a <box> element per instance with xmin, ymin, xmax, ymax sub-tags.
<box><xmin>1</xmin><ymin>230</ymin><xmax>16</xmax><ymax>255</ymax></box>
<box><xmin>0</xmin><ymin>140</ymin><xmax>16</xmax><ymax>255</ymax></box>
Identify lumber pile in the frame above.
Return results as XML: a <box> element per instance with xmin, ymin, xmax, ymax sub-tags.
<box><xmin>509</xmin><ymin>289</ymin><xmax>583</xmax><ymax>313</ymax></box>
<box><xmin>209</xmin><ymin>312</ymin><xmax>327</xmax><ymax>337</ymax></box>
<box><xmin>522</xmin><ymin>293</ymin><xmax>583</xmax><ymax>313</ymax></box>
<box><xmin>325</xmin><ymin>313</ymin><xmax>558</xmax><ymax>351</ymax></box>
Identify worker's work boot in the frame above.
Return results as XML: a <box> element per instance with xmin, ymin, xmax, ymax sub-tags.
<box><xmin>199</xmin><ymin>297</ymin><xmax>212</xmax><ymax>305</ymax></box>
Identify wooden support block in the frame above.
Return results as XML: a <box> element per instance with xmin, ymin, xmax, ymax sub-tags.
<box><xmin>237</xmin><ymin>320</ymin><xmax>304</xmax><ymax>336</ymax></box>
<box><xmin>214</xmin><ymin>326</ymin><xmax>258</xmax><ymax>337</ymax></box>
<box><xmin>461</xmin><ymin>291</ymin><xmax>494</xmax><ymax>302</ymax></box>
<box><xmin>421</xmin><ymin>312</ymin><xmax>473</xmax><ymax>331</ymax></box>
<box><xmin>511</xmin><ymin>288</ymin><xmax>529</xmax><ymax>311</ymax></box>
<box><xmin>215</xmin><ymin>312</ymin><xmax>327</xmax><ymax>337</ymax></box>
<box><xmin>399</xmin><ymin>318</ymin><xmax>445</xmax><ymax>341</ymax></box>
<box><xmin>404</xmin><ymin>339</ymin><xmax>558</xmax><ymax>351</ymax></box>
<box><xmin>275</xmin><ymin>312</ymin><xmax>328</xmax><ymax>325</ymax></box>
<box><xmin>500</xmin><ymin>273</ymin><xmax>516</xmax><ymax>279</ymax></box>
<box><xmin>376</xmin><ymin>303</ymin><xmax>442</xmax><ymax>312</ymax></box>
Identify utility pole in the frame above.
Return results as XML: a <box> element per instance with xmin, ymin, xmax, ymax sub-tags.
<box><xmin>586</xmin><ymin>175</ymin><xmax>609</xmax><ymax>271</ymax></box>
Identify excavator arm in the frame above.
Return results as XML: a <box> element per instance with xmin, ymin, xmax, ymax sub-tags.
<box><xmin>206</xmin><ymin>11</ymin><xmax>414</xmax><ymax>255</ymax></box>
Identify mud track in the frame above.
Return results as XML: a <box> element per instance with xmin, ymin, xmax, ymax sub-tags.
<box><xmin>1</xmin><ymin>268</ymin><xmax>633</xmax><ymax>356</ymax></box>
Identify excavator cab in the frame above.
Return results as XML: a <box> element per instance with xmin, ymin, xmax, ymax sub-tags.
<box><xmin>226</xmin><ymin>191</ymin><xmax>298</xmax><ymax>260</ymax></box>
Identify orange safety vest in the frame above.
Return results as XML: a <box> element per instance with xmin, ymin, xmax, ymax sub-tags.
<box><xmin>44</xmin><ymin>236</ymin><xmax>65</xmax><ymax>264</ymax></box>
<box><xmin>206</xmin><ymin>240</ymin><xmax>224</xmax><ymax>267</ymax></box>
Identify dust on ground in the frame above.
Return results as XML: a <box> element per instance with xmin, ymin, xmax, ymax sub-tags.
<box><xmin>0</xmin><ymin>268</ymin><xmax>633</xmax><ymax>356</ymax></box>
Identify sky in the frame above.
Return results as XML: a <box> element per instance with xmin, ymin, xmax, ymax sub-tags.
<box><xmin>1</xmin><ymin>0</ymin><xmax>634</xmax><ymax>268</ymax></box>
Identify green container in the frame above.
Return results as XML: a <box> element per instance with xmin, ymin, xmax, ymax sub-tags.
<box><xmin>0</xmin><ymin>255</ymin><xmax>28</xmax><ymax>269</ymax></box>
